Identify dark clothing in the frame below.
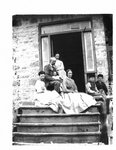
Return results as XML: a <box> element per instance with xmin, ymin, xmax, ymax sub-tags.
<box><xmin>44</xmin><ymin>64</ymin><xmax>60</xmax><ymax>93</ymax></box>
<box><xmin>44</xmin><ymin>64</ymin><xmax>58</xmax><ymax>81</ymax></box>
<box><xmin>89</xmin><ymin>81</ymin><xmax>97</xmax><ymax>92</ymax></box>
<box><xmin>96</xmin><ymin>81</ymin><xmax>108</xmax><ymax>95</ymax></box>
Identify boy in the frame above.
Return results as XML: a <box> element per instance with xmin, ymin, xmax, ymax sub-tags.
<box><xmin>96</xmin><ymin>74</ymin><xmax>108</xmax><ymax>95</ymax></box>
<box><xmin>86</xmin><ymin>74</ymin><xmax>100</xmax><ymax>96</ymax></box>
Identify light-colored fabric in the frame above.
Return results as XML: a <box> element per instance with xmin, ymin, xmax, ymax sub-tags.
<box><xmin>55</xmin><ymin>60</ymin><xmax>64</xmax><ymax>71</ymax></box>
<box><xmin>60</xmin><ymin>92</ymin><xmax>96</xmax><ymax>114</ymax></box>
<box><xmin>35</xmin><ymin>79</ymin><xmax>46</xmax><ymax>93</ymax></box>
<box><xmin>86</xmin><ymin>82</ymin><xmax>98</xmax><ymax>94</ymax></box>
<box><xmin>34</xmin><ymin>80</ymin><xmax>62</xmax><ymax>112</ymax></box>
<box><xmin>55</xmin><ymin>60</ymin><xmax>66</xmax><ymax>79</ymax></box>
<box><xmin>58</xmin><ymin>70</ymin><xmax>66</xmax><ymax>80</ymax></box>
<box><xmin>60</xmin><ymin>77</ymin><xmax>96</xmax><ymax>114</ymax></box>
<box><xmin>34</xmin><ymin>78</ymin><xmax>96</xmax><ymax>114</ymax></box>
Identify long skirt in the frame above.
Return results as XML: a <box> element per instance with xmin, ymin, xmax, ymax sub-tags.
<box><xmin>60</xmin><ymin>92</ymin><xmax>97</xmax><ymax>114</ymax></box>
<box><xmin>34</xmin><ymin>90</ymin><xmax>62</xmax><ymax>112</ymax></box>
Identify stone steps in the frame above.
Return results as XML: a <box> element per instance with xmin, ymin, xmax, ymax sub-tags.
<box><xmin>18</xmin><ymin>106</ymin><xmax>58</xmax><ymax>114</ymax></box>
<box><xmin>13</xmin><ymin>104</ymin><xmax>102</xmax><ymax>144</ymax></box>
<box><xmin>82</xmin><ymin>104</ymin><xmax>101</xmax><ymax>113</ymax></box>
<box><xmin>14</xmin><ymin>122</ymin><xmax>100</xmax><ymax>133</ymax></box>
<box><xmin>17</xmin><ymin>113</ymin><xmax>100</xmax><ymax>123</ymax></box>
<box><xmin>18</xmin><ymin>104</ymin><xmax>100</xmax><ymax>114</ymax></box>
<box><xmin>13</xmin><ymin>132</ymin><xmax>101</xmax><ymax>143</ymax></box>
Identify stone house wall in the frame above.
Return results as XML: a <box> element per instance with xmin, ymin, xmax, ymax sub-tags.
<box><xmin>12</xmin><ymin>15</ymin><xmax>108</xmax><ymax>103</ymax></box>
<box><xmin>92</xmin><ymin>16</ymin><xmax>108</xmax><ymax>83</ymax></box>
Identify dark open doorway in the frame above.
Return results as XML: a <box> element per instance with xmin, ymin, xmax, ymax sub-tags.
<box><xmin>51</xmin><ymin>32</ymin><xmax>85</xmax><ymax>92</ymax></box>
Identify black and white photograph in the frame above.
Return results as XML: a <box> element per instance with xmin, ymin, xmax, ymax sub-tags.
<box><xmin>12</xmin><ymin>14</ymin><xmax>113</xmax><ymax>145</ymax></box>
<box><xmin>0</xmin><ymin>0</ymin><xmax>115</xmax><ymax>149</ymax></box>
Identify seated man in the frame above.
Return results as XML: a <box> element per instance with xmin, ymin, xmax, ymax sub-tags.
<box><xmin>96</xmin><ymin>74</ymin><xmax>108</xmax><ymax>95</ymax></box>
<box><xmin>44</xmin><ymin>57</ymin><xmax>62</xmax><ymax>93</ymax></box>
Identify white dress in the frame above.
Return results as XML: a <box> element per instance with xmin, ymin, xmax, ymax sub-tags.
<box><xmin>34</xmin><ymin>80</ymin><xmax>62</xmax><ymax>112</ymax></box>
<box><xmin>60</xmin><ymin>92</ymin><xmax>97</xmax><ymax>114</ymax></box>
<box><xmin>55</xmin><ymin>60</ymin><xmax>66</xmax><ymax>79</ymax></box>
<box><xmin>59</xmin><ymin>77</ymin><xmax>97</xmax><ymax>114</ymax></box>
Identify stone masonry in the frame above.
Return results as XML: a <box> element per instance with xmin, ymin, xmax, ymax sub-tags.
<box><xmin>12</xmin><ymin>23</ymin><xmax>40</xmax><ymax>103</ymax></box>
<box><xmin>92</xmin><ymin>16</ymin><xmax>108</xmax><ymax>84</ymax></box>
<box><xmin>12</xmin><ymin>15</ymin><xmax>109</xmax><ymax>103</ymax></box>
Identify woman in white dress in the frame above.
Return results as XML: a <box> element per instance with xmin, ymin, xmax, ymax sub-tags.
<box><xmin>34</xmin><ymin>71</ymin><xmax>62</xmax><ymax>112</ymax></box>
<box><xmin>60</xmin><ymin>69</ymin><xmax>97</xmax><ymax>114</ymax></box>
<box><xmin>55</xmin><ymin>53</ymin><xmax>66</xmax><ymax>79</ymax></box>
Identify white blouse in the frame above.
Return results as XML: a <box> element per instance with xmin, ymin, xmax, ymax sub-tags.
<box><xmin>35</xmin><ymin>80</ymin><xmax>46</xmax><ymax>93</ymax></box>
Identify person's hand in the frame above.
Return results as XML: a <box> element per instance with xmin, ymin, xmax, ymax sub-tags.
<box><xmin>94</xmin><ymin>92</ymin><xmax>101</xmax><ymax>96</ymax></box>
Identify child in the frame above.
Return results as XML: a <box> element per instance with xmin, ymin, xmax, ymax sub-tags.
<box><xmin>96</xmin><ymin>74</ymin><xmax>108</xmax><ymax>95</ymax></box>
<box><xmin>86</xmin><ymin>74</ymin><xmax>100</xmax><ymax>96</ymax></box>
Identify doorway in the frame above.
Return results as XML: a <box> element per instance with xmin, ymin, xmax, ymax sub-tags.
<box><xmin>51</xmin><ymin>32</ymin><xmax>85</xmax><ymax>92</ymax></box>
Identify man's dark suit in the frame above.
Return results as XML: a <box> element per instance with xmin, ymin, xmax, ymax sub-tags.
<box><xmin>96</xmin><ymin>81</ymin><xmax>108</xmax><ymax>95</ymax></box>
<box><xmin>44</xmin><ymin>64</ymin><xmax>61</xmax><ymax>93</ymax></box>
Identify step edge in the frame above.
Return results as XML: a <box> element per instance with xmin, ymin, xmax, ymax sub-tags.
<box><xmin>19</xmin><ymin>104</ymin><xmax>101</xmax><ymax>109</ymax></box>
<box><xmin>14</xmin><ymin>122</ymin><xmax>101</xmax><ymax>126</ymax></box>
<box><xmin>17</xmin><ymin>113</ymin><xmax>100</xmax><ymax>117</ymax></box>
<box><xmin>19</xmin><ymin>106</ymin><xmax>51</xmax><ymax>109</ymax></box>
<box><xmin>13</xmin><ymin>131</ymin><xmax>101</xmax><ymax>136</ymax></box>
<box><xmin>12</xmin><ymin>141</ymin><xmax>102</xmax><ymax>145</ymax></box>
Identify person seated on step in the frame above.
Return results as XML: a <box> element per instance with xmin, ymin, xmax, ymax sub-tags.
<box><xmin>59</xmin><ymin>69</ymin><xmax>97</xmax><ymax>114</ymax></box>
<box><xmin>96</xmin><ymin>74</ymin><xmax>108</xmax><ymax>96</ymax></box>
<box><xmin>44</xmin><ymin>57</ymin><xmax>62</xmax><ymax>93</ymax></box>
<box><xmin>86</xmin><ymin>74</ymin><xmax>101</xmax><ymax>97</ymax></box>
<box><xmin>34</xmin><ymin>71</ymin><xmax>63</xmax><ymax>113</ymax></box>
<box><xmin>86</xmin><ymin>74</ymin><xmax>107</xmax><ymax>116</ymax></box>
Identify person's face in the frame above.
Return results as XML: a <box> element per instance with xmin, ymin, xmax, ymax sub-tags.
<box><xmin>89</xmin><ymin>77</ymin><xmax>95</xmax><ymax>82</ymax></box>
<box><xmin>67</xmin><ymin>70</ymin><xmax>73</xmax><ymax>78</ymax></box>
<box><xmin>39</xmin><ymin>74</ymin><xmax>45</xmax><ymax>81</ymax></box>
<box><xmin>51</xmin><ymin>60</ymin><xmax>56</xmax><ymax>65</ymax></box>
<box><xmin>55</xmin><ymin>54</ymin><xmax>60</xmax><ymax>60</ymax></box>
<box><xmin>98</xmin><ymin>77</ymin><xmax>103</xmax><ymax>82</ymax></box>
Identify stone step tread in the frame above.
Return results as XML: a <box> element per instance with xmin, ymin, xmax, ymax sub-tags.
<box><xmin>13</xmin><ymin>132</ymin><xmax>101</xmax><ymax>143</ymax></box>
<box><xmin>19</xmin><ymin>104</ymin><xmax>101</xmax><ymax>109</ymax></box>
<box><xmin>82</xmin><ymin>104</ymin><xmax>101</xmax><ymax>112</ymax></box>
<box><xmin>13</xmin><ymin>131</ymin><xmax>101</xmax><ymax>136</ymax></box>
<box><xmin>14</xmin><ymin>122</ymin><xmax>101</xmax><ymax>126</ymax></box>
<box><xmin>12</xmin><ymin>142</ymin><xmax>103</xmax><ymax>145</ymax></box>
<box><xmin>17</xmin><ymin>112</ymin><xmax>100</xmax><ymax>117</ymax></box>
<box><xmin>12</xmin><ymin>142</ymin><xmax>50</xmax><ymax>145</ymax></box>
<box><xmin>19</xmin><ymin>106</ymin><xmax>52</xmax><ymax>109</ymax></box>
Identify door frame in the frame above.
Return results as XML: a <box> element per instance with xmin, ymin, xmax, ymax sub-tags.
<box><xmin>38</xmin><ymin>18</ymin><xmax>96</xmax><ymax>89</ymax></box>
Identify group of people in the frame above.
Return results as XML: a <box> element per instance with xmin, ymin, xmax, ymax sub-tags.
<box><xmin>34</xmin><ymin>53</ymin><xmax>108</xmax><ymax>114</ymax></box>
<box><xmin>86</xmin><ymin>74</ymin><xmax>108</xmax><ymax>97</ymax></box>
